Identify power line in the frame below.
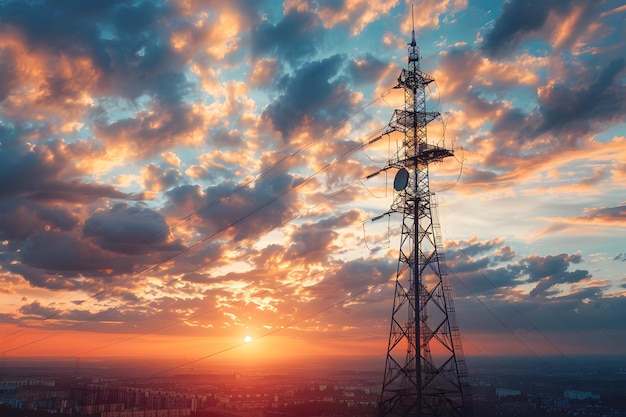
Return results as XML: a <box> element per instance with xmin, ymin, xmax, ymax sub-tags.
<box><xmin>449</xmin><ymin>247</ymin><xmax>577</xmax><ymax>368</ymax></box>
<box><xmin>59</xmin><ymin>182</ymin><xmax>364</xmax><ymax>359</ymax></box>
<box><xmin>457</xmin><ymin>246</ymin><xmax>576</xmax><ymax>363</ymax></box>
<box><xmin>447</xmin><ymin>267</ymin><xmax>550</xmax><ymax>367</ymax></box>
<box><xmin>142</xmin><ymin>92</ymin><xmax>391</xmax><ymax>246</ymax></box>
<box><xmin>2</xmin><ymin>122</ymin><xmax>390</xmax><ymax>356</ymax></box>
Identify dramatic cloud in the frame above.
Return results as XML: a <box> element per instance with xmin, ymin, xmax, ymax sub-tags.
<box><xmin>536</xmin><ymin>57</ymin><xmax>626</xmax><ymax>135</ymax></box>
<box><xmin>482</xmin><ymin>0</ymin><xmax>555</xmax><ymax>57</ymax></box>
<box><xmin>263</xmin><ymin>54</ymin><xmax>358</xmax><ymax>140</ymax></box>
<box><xmin>83</xmin><ymin>203</ymin><xmax>179</xmax><ymax>255</ymax></box>
<box><xmin>252</xmin><ymin>9</ymin><xmax>324</xmax><ymax>64</ymax></box>
<box><xmin>522</xmin><ymin>253</ymin><xmax>590</xmax><ymax>297</ymax></box>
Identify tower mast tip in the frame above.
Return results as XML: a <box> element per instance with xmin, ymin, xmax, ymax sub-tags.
<box><xmin>410</xmin><ymin>4</ymin><xmax>416</xmax><ymax>46</ymax></box>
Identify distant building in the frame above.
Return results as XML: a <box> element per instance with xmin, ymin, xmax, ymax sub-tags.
<box><xmin>101</xmin><ymin>409</ymin><xmax>191</xmax><ymax>417</ymax></box>
<box><xmin>564</xmin><ymin>389</ymin><xmax>599</xmax><ymax>400</ymax></box>
<box><xmin>496</xmin><ymin>388</ymin><xmax>521</xmax><ymax>398</ymax></box>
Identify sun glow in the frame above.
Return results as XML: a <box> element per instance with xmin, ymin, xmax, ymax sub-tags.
<box><xmin>244</xmin><ymin>335</ymin><xmax>252</xmax><ymax>343</ymax></box>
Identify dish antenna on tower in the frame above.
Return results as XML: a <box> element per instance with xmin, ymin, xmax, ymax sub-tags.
<box><xmin>393</xmin><ymin>168</ymin><xmax>409</xmax><ymax>191</ymax></box>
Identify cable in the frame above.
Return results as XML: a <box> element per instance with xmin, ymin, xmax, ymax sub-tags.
<box><xmin>1</xmin><ymin>160</ymin><xmax>383</xmax><ymax>356</ymax></box>
<box><xmin>143</xmin><ymin>93</ymin><xmax>390</xmax><ymax>245</ymax></box>
<box><xmin>457</xmin><ymin>247</ymin><xmax>564</xmax><ymax>354</ymax></box>
<box><xmin>447</xmin><ymin>267</ymin><xmax>552</xmax><ymax>368</ymax></box>
<box><xmin>380</xmin><ymin>88</ymin><xmax>396</xmax><ymax>109</ymax></box>
<box><xmin>362</xmin><ymin>213</ymin><xmax>392</xmax><ymax>252</ymax></box>
<box><xmin>433</xmin><ymin>148</ymin><xmax>464</xmax><ymax>193</ymax></box>
<box><xmin>2</xmin><ymin>92</ymin><xmax>391</xmax><ymax>344</ymax></box>
<box><xmin>13</xmin><ymin>179</ymin><xmax>357</xmax><ymax>358</ymax></box>
<box><xmin>134</xmin><ymin>127</ymin><xmax>390</xmax><ymax>279</ymax></box>
<box><xmin>56</xmin><ymin>178</ymin><xmax>370</xmax><ymax>359</ymax></box>
<box><xmin>362</xmin><ymin>140</ymin><xmax>390</xmax><ymax>164</ymax></box>
<box><xmin>436</xmin><ymin>111</ymin><xmax>448</xmax><ymax>147</ymax></box>
<box><xmin>4</xmin><ymin>162</ymin><xmax>386</xmax><ymax>360</ymax></box>
<box><xmin>178</xmin><ymin>180</ymin><xmax>368</xmax><ymax>278</ymax></box>
<box><xmin>358</xmin><ymin>174</ymin><xmax>388</xmax><ymax>199</ymax></box>
<box><xmin>453</xmin><ymin>247</ymin><xmax>576</xmax><ymax>367</ymax></box>
<box><xmin>426</xmin><ymin>80</ymin><xmax>441</xmax><ymax>112</ymax></box>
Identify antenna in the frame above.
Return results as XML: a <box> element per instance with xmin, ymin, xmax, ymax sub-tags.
<box><xmin>411</xmin><ymin>4</ymin><xmax>416</xmax><ymax>46</ymax></box>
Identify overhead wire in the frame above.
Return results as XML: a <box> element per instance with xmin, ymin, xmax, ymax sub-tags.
<box><xmin>0</xmin><ymin>144</ymin><xmax>382</xmax><ymax>356</ymax></box>
<box><xmin>362</xmin><ymin>141</ymin><xmax>390</xmax><ymax>164</ymax></box>
<box><xmin>10</xmin><ymin>179</ymin><xmax>363</xmax><ymax>359</ymax></box>
<box><xmin>134</xmin><ymin>126</ymin><xmax>392</xmax><ymax>279</ymax></box>
<box><xmin>451</xmin><ymin>247</ymin><xmax>577</xmax><ymax>368</ymax></box>
<box><xmin>48</xmin><ymin>146</ymin><xmax>401</xmax><ymax>360</ymax></box>
<box><xmin>3</xmin><ymin>46</ymin><xmax>576</xmax><ymax>381</ymax></box>
<box><xmin>433</xmin><ymin>147</ymin><xmax>464</xmax><ymax>193</ymax></box>
<box><xmin>2</xmin><ymin>91</ymin><xmax>389</xmax><ymax>334</ymax></box>
<box><xmin>15</xmin><ymin>176</ymin><xmax>390</xmax><ymax>364</ymax></box>
<box><xmin>362</xmin><ymin>213</ymin><xmax>391</xmax><ymax>252</ymax></box>
<box><xmin>358</xmin><ymin>176</ymin><xmax>388</xmax><ymax>199</ymax></box>
<box><xmin>417</xmin><ymin>82</ymin><xmax>574</xmax><ymax>368</ymax></box>
<box><xmin>460</xmin><ymin>247</ymin><xmax>576</xmax><ymax>362</ymax></box>
<box><xmin>420</xmin><ymin>87</ymin><xmax>574</xmax><ymax>368</ymax></box>
<box><xmin>1</xmin><ymin>99</ymin><xmax>393</xmax><ymax>356</ymax></box>
<box><xmin>447</xmin><ymin>267</ymin><xmax>552</xmax><ymax>368</ymax></box>
<box><xmin>380</xmin><ymin>88</ymin><xmax>396</xmax><ymax>109</ymax></box>
<box><xmin>428</xmin><ymin>80</ymin><xmax>442</xmax><ymax>112</ymax></box>
<box><xmin>147</xmin><ymin>82</ymin><xmax>455</xmax><ymax>371</ymax></box>
<box><xmin>57</xmin><ymin>173</ymin><xmax>382</xmax><ymax>360</ymax></box>
<box><xmin>140</xmin><ymin>92</ymin><xmax>391</xmax><ymax>246</ymax></box>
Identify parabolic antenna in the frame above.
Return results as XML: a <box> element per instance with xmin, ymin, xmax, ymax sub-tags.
<box><xmin>393</xmin><ymin>168</ymin><xmax>409</xmax><ymax>191</ymax></box>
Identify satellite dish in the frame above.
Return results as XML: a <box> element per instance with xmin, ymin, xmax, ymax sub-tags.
<box><xmin>393</xmin><ymin>168</ymin><xmax>409</xmax><ymax>191</ymax></box>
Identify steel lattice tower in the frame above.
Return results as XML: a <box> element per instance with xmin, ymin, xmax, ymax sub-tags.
<box><xmin>377</xmin><ymin>28</ymin><xmax>472</xmax><ymax>417</ymax></box>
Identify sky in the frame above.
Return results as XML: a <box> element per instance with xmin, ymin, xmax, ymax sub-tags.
<box><xmin>0</xmin><ymin>0</ymin><xmax>625</xmax><ymax>373</ymax></box>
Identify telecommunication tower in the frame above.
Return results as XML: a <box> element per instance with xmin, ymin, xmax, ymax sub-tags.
<box><xmin>376</xmin><ymin>24</ymin><xmax>472</xmax><ymax>417</ymax></box>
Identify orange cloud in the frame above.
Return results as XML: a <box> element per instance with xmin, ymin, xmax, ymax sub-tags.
<box><xmin>0</xmin><ymin>29</ymin><xmax>99</xmax><ymax>129</ymax></box>
<box><xmin>169</xmin><ymin>4</ymin><xmax>246</xmax><ymax>61</ymax></box>
<box><xmin>249</xmin><ymin>58</ymin><xmax>280</xmax><ymax>87</ymax></box>
<box><xmin>550</xmin><ymin>5</ymin><xmax>585</xmax><ymax>50</ymax></box>
<box><xmin>285</xmin><ymin>0</ymin><xmax>398</xmax><ymax>36</ymax></box>
<box><xmin>95</xmin><ymin>102</ymin><xmax>212</xmax><ymax>160</ymax></box>
<box><xmin>434</xmin><ymin>49</ymin><xmax>548</xmax><ymax>101</ymax></box>
<box><xmin>400</xmin><ymin>0</ymin><xmax>468</xmax><ymax>33</ymax></box>
<box><xmin>544</xmin><ymin>204</ymin><xmax>626</xmax><ymax>227</ymax></box>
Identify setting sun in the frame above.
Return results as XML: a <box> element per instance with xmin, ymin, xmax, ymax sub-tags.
<box><xmin>244</xmin><ymin>335</ymin><xmax>252</xmax><ymax>343</ymax></box>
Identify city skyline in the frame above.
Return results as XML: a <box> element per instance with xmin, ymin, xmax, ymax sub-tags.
<box><xmin>1</xmin><ymin>0</ymin><xmax>625</xmax><ymax>372</ymax></box>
